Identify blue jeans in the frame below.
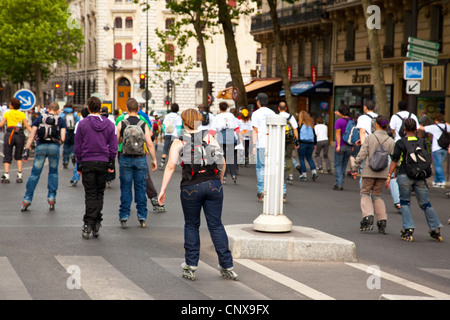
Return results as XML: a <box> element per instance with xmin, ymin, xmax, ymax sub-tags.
<box><xmin>119</xmin><ymin>155</ymin><xmax>148</xmax><ymax>221</ymax></box>
<box><xmin>256</xmin><ymin>148</ymin><xmax>265</xmax><ymax>194</ymax></box>
<box><xmin>297</xmin><ymin>143</ymin><xmax>316</xmax><ymax>173</ymax></box>
<box><xmin>180</xmin><ymin>180</ymin><xmax>233</xmax><ymax>269</ymax></box>
<box><xmin>432</xmin><ymin>149</ymin><xmax>447</xmax><ymax>184</ymax></box>
<box><xmin>397</xmin><ymin>174</ymin><xmax>442</xmax><ymax>231</ymax></box>
<box><xmin>334</xmin><ymin>145</ymin><xmax>352</xmax><ymax>188</ymax></box>
<box><xmin>24</xmin><ymin>143</ymin><xmax>60</xmax><ymax>203</ymax></box>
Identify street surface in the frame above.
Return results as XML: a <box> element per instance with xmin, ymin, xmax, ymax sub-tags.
<box><xmin>0</xmin><ymin>145</ymin><xmax>449</xmax><ymax>307</ymax></box>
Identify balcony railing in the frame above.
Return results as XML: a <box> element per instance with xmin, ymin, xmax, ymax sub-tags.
<box><xmin>251</xmin><ymin>1</ymin><xmax>326</xmax><ymax>33</ymax></box>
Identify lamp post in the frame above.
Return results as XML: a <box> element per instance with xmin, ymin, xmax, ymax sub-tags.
<box><xmin>104</xmin><ymin>24</ymin><xmax>117</xmax><ymax>115</ymax></box>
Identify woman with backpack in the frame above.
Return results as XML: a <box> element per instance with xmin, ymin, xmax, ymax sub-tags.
<box><xmin>157</xmin><ymin>108</ymin><xmax>238</xmax><ymax>281</ymax></box>
<box><xmin>297</xmin><ymin>111</ymin><xmax>318</xmax><ymax>182</ymax></box>
<box><xmin>351</xmin><ymin>116</ymin><xmax>395</xmax><ymax>234</ymax></box>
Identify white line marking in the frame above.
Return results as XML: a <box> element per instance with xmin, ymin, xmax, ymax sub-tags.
<box><xmin>235</xmin><ymin>259</ymin><xmax>335</xmax><ymax>300</ymax></box>
<box><xmin>346</xmin><ymin>263</ymin><xmax>450</xmax><ymax>300</ymax></box>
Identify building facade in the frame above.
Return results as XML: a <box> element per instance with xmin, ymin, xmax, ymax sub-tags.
<box><xmin>45</xmin><ymin>0</ymin><xmax>260</xmax><ymax>114</ymax></box>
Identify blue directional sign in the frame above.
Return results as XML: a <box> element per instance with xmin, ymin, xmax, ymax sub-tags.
<box><xmin>403</xmin><ymin>61</ymin><xmax>423</xmax><ymax>80</ymax></box>
<box><xmin>14</xmin><ymin>89</ymin><xmax>36</xmax><ymax>111</ymax></box>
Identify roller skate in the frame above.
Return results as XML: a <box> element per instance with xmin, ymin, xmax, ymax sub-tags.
<box><xmin>232</xmin><ymin>175</ymin><xmax>237</xmax><ymax>184</ymax></box>
<box><xmin>311</xmin><ymin>170</ymin><xmax>319</xmax><ymax>182</ymax></box>
<box><xmin>120</xmin><ymin>219</ymin><xmax>127</xmax><ymax>229</ymax></box>
<box><xmin>139</xmin><ymin>219</ymin><xmax>146</xmax><ymax>228</ymax></box>
<box><xmin>218</xmin><ymin>265</ymin><xmax>238</xmax><ymax>281</ymax></box>
<box><xmin>48</xmin><ymin>200</ymin><xmax>55</xmax><ymax>211</ymax></box>
<box><xmin>360</xmin><ymin>215</ymin><xmax>374</xmax><ymax>232</ymax></box>
<box><xmin>400</xmin><ymin>228</ymin><xmax>414</xmax><ymax>242</ymax></box>
<box><xmin>150</xmin><ymin>197</ymin><xmax>166</xmax><ymax>213</ymax></box>
<box><xmin>82</xmin><ymin>225</ymin><xmax>92</xmax><ymax>240</ymax></box>
<box><xmin>429</xmin><ymin>228</ymin><xmax>443</xmax><ymax>242</ymax></box>
<box><xmin>1</xmin><ymin>173</ymin><xmax>10</xmax><ymax>184</ymax></box>
<box><xmin>181</xmin><ymin>262</ymin><xmax>197</xmax><ymax>281</ymax></box>
<box><xmin>377</xmin><ymin>220</ymin><xmax>387</xmax><ymax>234</ymax></box>
<box><xmin>21</xmin><ymin>200</ymin><xmax>31</xmax><ymax>212</ymax></box>
<box><xmin>287</xmin><ymin>174</ymin><xmax>293</xmax><ymax>185</ymax></box>
<box><xmin>16</xmin><ymin>172</ymin><xmax>23</xmax><ymax>183</ymax></box>
<box><xmin>92</xmin><ymin>221</ymin><xmax>101</xmax><ymax>238</ymax></box>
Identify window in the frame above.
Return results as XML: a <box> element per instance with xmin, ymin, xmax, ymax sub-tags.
<box><xmin>430</xmin><ymin>5</ymin><xmax>443</xmax><ymax>52</ymax></box>
<box><xmin>125</xmin><ymin>43</ymin><xmax>133</xmax><ymax>60</ymax></box>
<box><xmin>384</xmin><ymin>14</ymin><xmax>394</xmax><ymax>58</ymax></box>
<box><xmin>125</xmin><ymin>17</ymin><xmax>133</xmax><ymax>29</ymax></box>
<box><xmin>345</xmin><ymin>21</ymin><xmax>355</xmax><ymax>61</ymax></box>
<box><xmin>114</xmin><ymin>43</ymin><xmax>122</xmax><ymax>60</ymax></box>
<box><xmin>165</xmin><ymin>18</ymin><xmax>175</xmax><ymax>30</ymax></box>
<box><xmin>115</xmin><ymin>17</ymin><xmax>122</xmax><ymax>29</ymax></box>
<box><xmin>196</xmin><ymin>46</ymin><xmax>201</xmax><ymax>67</ymax></box>
<box><xmin>297</xmin><ymin>39</ymin><xmax>305</xmax><ymax>76</ymax></box>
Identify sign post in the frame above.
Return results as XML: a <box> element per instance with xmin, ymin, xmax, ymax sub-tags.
<box><xmin>407</xmin><ymin>37</ymin><xmax>439</xmax><ymax>66</ymax></box>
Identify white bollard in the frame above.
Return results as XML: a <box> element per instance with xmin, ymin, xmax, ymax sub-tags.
<box><xmin>253</xmin><ymin>115</ymin><xmax>292</xmax><ymax>232</ymax></box>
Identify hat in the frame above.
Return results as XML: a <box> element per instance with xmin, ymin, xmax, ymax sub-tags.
<box><xmin>255</xmin><ymin>93</ymin><xmax>268</xmax><ymax>105</ymax></box>
<box><xmin>241</xmin><ymin>109</ymin><xmax>249</xmax><ymax>117</ymax></box>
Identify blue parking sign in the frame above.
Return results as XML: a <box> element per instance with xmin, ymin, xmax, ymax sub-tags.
<box><xmin>14</xmin><ymin>89</ymin><xmax>36</xmax><ymax>111</ymax></box>
<box><xmin>403</xmin><ymin>61</ymin><xmax>423</xmax><ymax>80</ymax></box>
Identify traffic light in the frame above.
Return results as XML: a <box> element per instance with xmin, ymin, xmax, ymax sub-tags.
<box><xmin>140</xmin><ymin>74</ymin><xmax>146</xmax><ymax>89</ymax></box>
<box><xmin>55</xmin><ymin>83</ymin><xmax>60</xmax><ymax>89</ymax></box>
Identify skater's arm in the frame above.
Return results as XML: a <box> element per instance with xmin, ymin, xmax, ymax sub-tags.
<box><xmin>158</xmin><ymin>140</ymin><xmax>181</xmax><ymax>206</ymax></box>
<box><xmin>25</xmin><ymin>126</ymin><xmax>37</xmax><ymax>150</ymax></box>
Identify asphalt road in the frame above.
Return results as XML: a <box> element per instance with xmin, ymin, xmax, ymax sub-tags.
<box><xmin>0</xmin><ymin>145</ymin><xmax>449</xmax><ymax>307</ymax></box>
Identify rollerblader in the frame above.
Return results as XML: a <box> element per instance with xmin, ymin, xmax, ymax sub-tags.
<box><xmin>158</xmin><ymin>108</ymin><xmax>237</xmax><ymax>281</ymax></box>
<box><xmin>0</xmin><ymin>98</ymin><xmax>32</xmax><ymax>185</ymax></box>
<box><xmin>386</xmin><ymin>118</ymin><xmax>443</xmax><ymax>243</ymax></box>
<box><xmin>21</xmin><ymin>102</ymin><xmax>66</xmax><ymax>212</ymax></box>
<box><xmin>75</xmin><ymin>97</ymin><xmax>118</xmax><ymax>239</ymax></box>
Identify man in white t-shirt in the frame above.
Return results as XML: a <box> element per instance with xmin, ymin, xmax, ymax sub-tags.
<box><xmin>356</xmin><ymin>99</ymin><xmax>378</xmax><ymax>145</ymax></box>
<box><xmin>278</xmin><ymin>102</ymin><xmax>298</xmax><ymax>185</ymax></box>
<box><xmin>251</xmin><ymin>93</ymin><xmax>275</xmax><ymax>202</ymax></box>
<box><xmin>420</xmin><ymin>112</ymin><xmax>450</xmax><ymax>188</ymax></box>
<box><xmin>159</xmin><ymin>103</ymin><xmax>182</xmax><ymax>169</ymax></box>
<box><xmin>389</xmin><ymin>100</ymin><xmax>419</xmax><ymax>141</ymax></box>
<box><xmin>197</xmin><ymin>104</ymin><xmax>215</xmax><ymax>132</ymax></box>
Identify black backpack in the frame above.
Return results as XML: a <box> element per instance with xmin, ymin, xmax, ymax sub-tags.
<box><xmin>200</xmin><ymin>110</ymin><xmax>210</xmax><ymax>126</ymax></box>
<box><xmin>179</xmin><ymin>131</ymin><xmax>223</xmax><ymax>181</ymax></box>
<box><xmin>36</xmin><ymin>114</ymin><xmax>61</xmax><ymax>143</ymax></box>
<box><xmin>395</xmin><ymin>112</ymin><xmax>412</xmax><ymax>139</ymax></box>
<box><xmin>436</xmin><ymin>123</ymin><xmax>450</xmax><ymax>150</ymax></box>
<box><xmin>404</xmin><ymin>137</ymin><xmax>432</xmax><ymax>180</ymax></box>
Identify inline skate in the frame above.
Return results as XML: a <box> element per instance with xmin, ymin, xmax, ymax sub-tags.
<box><xmin>360</xmin><ymin>215</ymin><xmax>374</xmax><ymax>232</ymax></box>
<box><xmin>1</xmin><ymin>173</ymin><xmax>10</xmax><ymax>184</ymax></box>
<box><xmin>82</xmin><ymin>225</ymin><xmax>92</xmax><ymax>240</ymax></box>
<box><xmin>48</xmin><ymin>200</ymin><xmax>55</xmax><ymax>211</ymax></box>
<box><xmin>218</xmin><ymin>265</ymin><xmax>238</xmax><ymax>281</ymax></box>
<box><xmin>377</xmin><ymin>220</ymin><xmax>387</xmax><ymax>234</ymax></box>
<box><xmin>21</xmin><ymin>200</ymin><xmax>31</xmax><ymax>212</ymax></box>
<box><xmin>400</xmin><ymin>228</ymin><xmax>414</xmax><ymax>242</ymax></box>
<box><xmin>150</xmin><ymin>197</ymin><xmax>166</xmax><ymax>213</ymax></box>
<box><xmin>429</xmin><ymin>228</ymin><xmax>443</xmax><ymax>242</ymax></box>
<box><xmin>181</xmin><ymin>262</ymin><xmax>197</xmax><ymax>281</ymax></box>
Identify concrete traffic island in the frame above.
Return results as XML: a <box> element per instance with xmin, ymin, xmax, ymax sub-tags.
<box><xmin>226</xmin><ymin>224</ymin><xmax>357</xmax><ymax>262</ymax></box>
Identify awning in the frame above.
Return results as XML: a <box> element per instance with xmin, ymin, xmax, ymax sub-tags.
<box><xmin>280</xmin><ymin>81</ymin><xmax>333</xmax><ymax>96</ymax></box>
<box><xmin>217</xmin><ymin>78</ymin><xmax>282</xmax><ymax>99</ymax></box>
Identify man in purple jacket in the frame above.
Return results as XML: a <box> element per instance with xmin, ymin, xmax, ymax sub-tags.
<box><xmin>74</xmin><ymin>97</ymin><xmax>118</xmax><ymax>239</ymax></box>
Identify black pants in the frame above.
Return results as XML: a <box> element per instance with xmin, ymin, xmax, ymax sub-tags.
<box><xmin>81</xmin><ymin>161</ymin><xmax>109</xmax><ymax>227</ymax></box>
<box><xmin>221</xmin><ymin>143</ymin><xmax>237</xmax><ymax>177</ymax></box>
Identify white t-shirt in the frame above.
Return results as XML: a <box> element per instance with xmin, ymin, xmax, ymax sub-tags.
<box><xmin>357</xmin><ymin>112</ymin><xmax>378</xmax><ymax>135</ymax></box>
<box><xmin>279</xmin><ymin>111</ymin><xmax>298</xmax><ymax>129</ymax></box>
<box><xmin>210</xmin><ymin>112</ymin><xmax>239</xmax><ymax>133</ymax></box>
<box><xmin>163</xmin><ymin>112</ymin><xmax>182</xmax><ymax>137</ymax></box>
<box><xmin>314</xmin><ymin>124</ymin><xmax>328</xmax><ymax>142</ymax></box>
<box><xmin>251</xmin><ymin>106</ymin><xmax>275</xmax><ymax>149</ymax></box>
<box><xmin>239</xmin><ymin>119</ymin><xmax>252</xmax><ymax>140</ymax></box>
<box><xmin>424</xmin><ymin>123</ymin><xmax>450</xmax><ymax>152</ymax></box>
<box><xmin>389</xmin><ymin>111</ymin><xmax>420</xmax><ymax>141</ymax></box>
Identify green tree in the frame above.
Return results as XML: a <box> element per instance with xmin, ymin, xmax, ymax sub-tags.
<box><xmin>0</xmin><ymin>0</ymin><xmax>84</xmax><ymax>105</ymax></box>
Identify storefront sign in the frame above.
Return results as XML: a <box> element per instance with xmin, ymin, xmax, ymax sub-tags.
<box><xmin>352</xmin><ymin>73</ymin><xmax>371</xmax><ymax>84</ymax></box>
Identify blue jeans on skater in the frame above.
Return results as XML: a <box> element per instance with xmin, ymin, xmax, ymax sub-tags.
<box><xmin>256</xmin><ymin>148</ymin><xmax>265</xmax><ymax>194</ymax></box>
<box><xmin>119</xmin><ymin>155</ymin><xmax>148</xmax><ymax>221</ymax></box>
<box><xmin>297</xmin><ymin>143</ymin><xmax>316</xmax><ymax>173</ymax></box>
<box><xmin>180</xmin><ymin>179</ymin><xmax>233</xmax><ymax>269</ymax></box>
<box><xmin>334</xmin><ymin>145</ymin><xmax>352</xmax><ymax>188</ymax></box>
<box><xmin>432</xmin><ymin>149</ymin><xmax>447</xmax><ymax>184</ymax></box>
<box><xmin>24</xmin><ymin>143</ymin><xmax>60</xmax><ymax>203</ymax></box>
<box><xmin>397</xmin><ymin>174</ymin><xmax>442</xmax><ymax>231</ymax></box>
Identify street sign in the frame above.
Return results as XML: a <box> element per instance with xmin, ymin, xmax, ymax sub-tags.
<box><xmin>408</xmin><ymin>37</ymin><xmax>439</xmax><ymax>51</ymax></box>
<box><xmin>406</xmin><ymin>80</ymin><xmax>421</xmax><ymax>95</ymax></box>
<box><xmin>232</xmin><ymin>87</ymin><xmax>239</xmax><ymax>102</ymax></box>
<box><xmin>404</xmin><ymin>61</ymin><xmax>423</xmax><ymax>80</ymax></box>
<box><xmin>14</xmin><ymin>89</ymin><xmax>36</xmax><ymax>111</ymax></box>
<box><xmin>406</xmin><ymin>52</ymin><xmax>438</xmax><ymax>66</ymax></box>
<box><xmin>407</xmin><ymin>44</ymin><xmax>439</xmax><ymax>58</ymax></box>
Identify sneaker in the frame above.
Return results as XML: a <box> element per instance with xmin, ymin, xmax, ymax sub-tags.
<box><xmin>69</xmin><ymin>180</ymin><xmax>78</xmax><ymax>187</ymax></box>
<box><xmin>257</xmin><ymin>193</ymin><xmax>264</xmax><ymax>202</ymax></box>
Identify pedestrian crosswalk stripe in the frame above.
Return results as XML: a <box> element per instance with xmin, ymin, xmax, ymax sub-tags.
<box><xmin>346</xmin><ymin>263</ymin><xmax>450</xmax><ymax>300</ymax></box>
<box><xmin>235</xmin><ymin>259</ymin><xmax>335</xmax><ymax>300</ymax></box>
<box><xmin>152</xmin><ymin>258</ymin><xmax>269</xmax><ymax>300</ymax></box>
<box><xmin>0</xmin><ymin>257</ymin><xmax>32</xmax><ymax>300</ymax></box>
<box><xmin>56</xmin><ymin>256</ymin><xmax>153</xmax><ymax>300</ymax></box>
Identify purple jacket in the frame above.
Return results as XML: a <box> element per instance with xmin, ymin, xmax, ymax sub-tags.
<box><xmin>74</xmin><ymin>115</ymin><xmax>118</xmax><ymax>163</ymax></box>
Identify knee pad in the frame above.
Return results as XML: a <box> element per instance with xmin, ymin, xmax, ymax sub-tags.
<box><xmin>419</xmin><ymin>202</ymin><xmax>432</xmax><ymax>211</ymax></box>
<box><xmin>372</xmin><ymin>195</ymin><xmax>382</xmax><ymax>202</ymax></box>
<box><xmin>400</xmin><ymin>200</ymin><xmax>410</xmax><ymax>206</ymax></box>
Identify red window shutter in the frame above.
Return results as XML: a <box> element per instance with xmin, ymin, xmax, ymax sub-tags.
<box><xmin>114</xmin><ymin>43</ymin><xmax>122</xmax><ymax>60</ymax></box>
<box><xmin>125</xmin><ymin>43</ymin><xmax>133</xmax><ymax>60</ymax></box>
